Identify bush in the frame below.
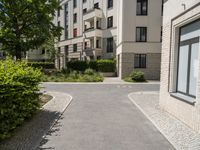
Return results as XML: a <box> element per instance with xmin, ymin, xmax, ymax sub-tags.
<box><xmin>88</xmin><ymin>61</ymin><xmax>98</xmax><ymax>71</ymax></box>
<box><xmin>130</xmin><ymin>71</ymin><xmax>146</xmax><ymax>82</ymax></box>
<box><xmin>28</xmin><ymin>62</ymin><xmax>55</xmax><ymax>69</ymax></box>
<box><xmin>67</xmin><ymin>61</ymin><xmax>88</xmax><ymax>72</ymax></box>
<box><xmin>97</xmin><ymin>59</ymin><xmax>116</xmax><ymax>72</ymax></box>
<box><xmin>0</xmin><ymin>59</ymin><xmax>42</xmax><ymax>140</ymax></box>
<box><xmin>84</xmin><ymin>69</ymin><xmax>95</xmax><ymax>75</ymax></box>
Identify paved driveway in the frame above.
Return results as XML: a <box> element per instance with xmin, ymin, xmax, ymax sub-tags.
<box><xmin>39</xmin><ymin>83</ymin><xmax>174</xmax><ymax>150</ymax></box>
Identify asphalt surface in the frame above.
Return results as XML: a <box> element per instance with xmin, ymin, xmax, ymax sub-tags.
<box><xmin>38</xmin><ymin>83</ymin><xmax>174</xmax><ymax>150</ymax></box>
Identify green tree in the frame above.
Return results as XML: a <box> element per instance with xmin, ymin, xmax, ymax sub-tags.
<box><xmin>0</xmin><ymin>0</ymin><xmax>62</xmax><ymax>59</ymax></box>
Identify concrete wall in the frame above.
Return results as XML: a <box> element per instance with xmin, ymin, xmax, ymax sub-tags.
<box><xmin>160</xmin><ymin>0</ymin><xmax>200</xmax><ymax>133</ymax></box>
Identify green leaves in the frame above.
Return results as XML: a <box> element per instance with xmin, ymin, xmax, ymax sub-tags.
<box><xmin>0</xmin><ymin>0</ymin><xmax>62</xmax><ymax>59</ymax></box>
<box><xmin>0</xmin><ymin>59</ymin><xmax>42</xmax><ymax>140</ymax></box>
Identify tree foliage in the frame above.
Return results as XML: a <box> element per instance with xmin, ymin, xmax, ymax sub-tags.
<box><xmin>0</xmin><ymin>0</ymin><xmax>62</xmax><ymax>59</ymax></box>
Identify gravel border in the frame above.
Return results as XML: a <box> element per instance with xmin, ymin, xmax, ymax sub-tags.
<box><xmin>128</xmin><ymin>92</ymin><xmax>200</xmax><ymax>150</ymax></box>
<box><xmin>0</xmin><ymin>92</ymin><xmax>72</xmax><ymax>150</ymax></box>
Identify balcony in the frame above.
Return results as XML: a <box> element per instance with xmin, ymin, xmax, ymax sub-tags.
<box><xmin>83</xmin><ymin>47</ymin><xmax>103</xmax><ymax>57</ymax></box>
<box><xmin>84</xmin><ymin>28</ymin><xmax>102</xmax><ymax>38</ymax></box>
<box><xmin>83</xmin><ymin>8</ymin><xmax>103</xmax><ymax>21</ymax></box>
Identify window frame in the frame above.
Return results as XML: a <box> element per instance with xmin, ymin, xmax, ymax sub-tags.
<box><xmin>176</xmin><ymin>32</ymin><xmax>199</xmax><ymax>98</ymax></box>
<box><xmin>73</xmin><ymin>44</ymin><xmax>78</xmax><ymax>52</ymax></box>
<box><xmin>134</xmin><ymin>54</ymin><xmax>147</xmax><ymax>68</ymax></box>
<box><xmin>73</xmin><ymin>28</ymin><xmax>77</xmax><ymax>37</ymax></box>
<box><xmin>108</xmin><ymin>0</ymin><xmax>113</xmax><ymax>9</ymax></box>
<box><xmin>107</xmin><ymin>37</ymin><xmax>114</xmax><ymax>53</ymax></box>
<box><xmin>136</xmin><ymin>27</ymin><xmax>147</xmax><ymax>42</ymax></box>
<box><xmin>107</xmin><ymin>16</ymin><xmax>113</xmax><ymax>28</ymax></box>
<box><xmin>136</xmin><ymin>0</ymin><xmax>148</xmax><ymax>16</ymax></box>
<box><xmin>73</xmin><ymin>13</ymin><xmax>77</xmax><ymax>23</ymax></box>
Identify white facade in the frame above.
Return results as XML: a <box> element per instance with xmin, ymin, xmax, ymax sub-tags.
<box><xmin>116</xmin><ymin>0</ymin><xmax>163</xmax><ymax>79</ymax></box>
<box><xmin>160</xmin><ymin>0</ymin><xmax>200</xmax><ymax>133</ymax></box>
<box><xmin>55</xmin><ymin>0</ymin><xmax>163</xmax><ymax>80</ymax></box>
<box><xmin>55</xmin><ymin>0</ymin><xmax>118</xmax><ymax>69</ymax></box>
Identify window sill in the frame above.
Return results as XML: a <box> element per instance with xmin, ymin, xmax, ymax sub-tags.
<box><xmin>170</xmin><ymin>92</ymin><xmax>196</xmax><ymax>105</ymax></box>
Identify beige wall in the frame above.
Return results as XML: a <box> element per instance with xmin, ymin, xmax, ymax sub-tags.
<box><xmin>116</xmin><ymin>0</ymin><xmax>162</xmax><ymax>79</ymax></box>
<box><xmin>160</xmin><ymin>0</ymin><xmax>200</xmax><ymax>133</ymax></box>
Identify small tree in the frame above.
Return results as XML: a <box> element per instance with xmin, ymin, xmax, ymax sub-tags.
<box><xmin>0</xmin><ymin>0</ymin><xmax>62</xmax><ymax>59</ymax></box>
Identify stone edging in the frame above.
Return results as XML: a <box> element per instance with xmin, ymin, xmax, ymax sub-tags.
<box><xmin>35</xmin><ymin>92</ymin><xmax>73</xmax><ymax>149</ymax></box>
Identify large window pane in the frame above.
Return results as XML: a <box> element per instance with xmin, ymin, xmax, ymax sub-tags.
<box><xmin>177</xmin><ymin>45</ymin><xmax>189</xmax><ymax>93</ymax></box>
<box><xmin>189</xmin><ymin>43</ymin><xmax>199</xmax><ymax>96</ymax></box>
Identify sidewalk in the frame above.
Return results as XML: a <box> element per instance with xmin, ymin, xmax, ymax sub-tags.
<box><xmin>128</xmin><ymin>92</ymin><xmax>200</xmax><ymax>150</ymax></box>
<box><xmin>0</xmin><ymin>92</ymin><xmax>72</xmax><ymax>150</ymax></box>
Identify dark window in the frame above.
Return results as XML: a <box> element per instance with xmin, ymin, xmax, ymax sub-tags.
<box><xmin>73</xmin><ymin>44</ymin><xmax>77</xmax><ymax>52</ymax></box>
<box><xmin>96</xmin><ymin>39</ymin><xmax>100</xmax><ymax>48</ymax></box>
<box><xmin>65</xmin><ymin>3</ymin><xmax>69</xmax><ymax>39</ymax></box>
<box><xmin>94</xmin><ymin>3</ymin><xmax>99</xmax><ymax>9</ymax></box>
<box><xmin>58</xmin><ymin>21</ymin><xmax>60</xmax><ymax>41</ymax></box>
<box><xmin>73</xmin><ymin>13</ymin><xmax>77</xmax><ymax>23</ymax></box>
<box><xmin>136</xmin><ymin>27</ymin><xmax>147</xmax><ymax>42</ymax></box>
<box><xmin>73</xmin><ymin>28</ymin><xmax>77</xmax><ymax>37</ymax></box>
<box><xmin>83</xmin><ymin>8</ymin><xmax>87</xmax><ymax>14</ymax></box>
<box><xmin>42</xmin><ymin>49</ymin><xmax>45</xmax><ymax>54</ymax></box>
<box><xmin>137</xmin><ymin>0</ymin><xmax>148</xmax><ymax>15</ymax></box>
<box><xmin>73</xmin><ymin>0</ymin><xmax>77</xmax><ymax>8</ymax></box>
<box><xmin>108</xmin><ymin>0</ymin><xmax>113</xmax><ymax>8</ymax></box>
<box><xmin>65</xmin><ymin>45</ymin><xmax>68</xmax><ymax>55</ymax></box>
<box><xmin>161</xmin><ymin>0</ymin><xmax>164</xmax><ymax>16</ymax></box>
<box><xmin>57</xmin><ymin>8</ymin><xmax>60</xmax><ymax>17</ymax></box>
<box><xmin>83</xmin><ymin>0</ymin><xmax>87</xmax><ymax>3</ymax></box>
<box><xmin>134</xmin><ymin>54</ymin><xmax>146</xmax><ymax>68</ymax></box>
<box><xmin>107</xmin><ymin>37</ymin><xmax>113</xmax><ymax>53</ymax></box>
<box><xmin>107</xmin><ymin>16</ymin><xmax>113</xmax><ymax>28</ymax></box>
<box><xmin>160</xmin><ymin>26</ymin><xmax>163</xmax><ymax>42</ymax></box>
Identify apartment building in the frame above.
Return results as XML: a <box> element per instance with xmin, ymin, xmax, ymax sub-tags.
<box><xmin>55</xmin><ymin>0</ymin><xmax>163</xmax><ymax>80</ymax></box>
<box><xmin>26</xmin><ymin>49</ymin><xmax>51</xmax><ymax>62</ymax></box>
<box><xmin>55</xmin><ymin>0</ymin><xmax>118</xmax><ymax>69</ymax></box>
<box><xmin>116</xmin><ymin>0</ymin><xmax>163</xmax><ymax>79</ymax></box>
<box><xmin>160</xmin><ymin>0</ymin><xmax>200</xmax><ymax>132</ymax></box>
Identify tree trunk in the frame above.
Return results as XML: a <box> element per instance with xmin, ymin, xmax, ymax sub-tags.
<box><xmin>15</xmin><ymin>44</ymin><xmax>22</xmax><ymax>60</ymax></box>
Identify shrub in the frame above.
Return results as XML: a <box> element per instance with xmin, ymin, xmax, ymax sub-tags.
<box><xmin>130</xmin><ymin>71</ymin><xmax>146</xmax><ymax>82</ymax></box>
<box><xmin>97</xmin><ymin>59</ymin><xmax>116</xmax><ymax>72</ymax></box>
<box><xmin>67</xmin><ymin>61</ymin><xmax>88</xmax><ymax>72</ymax></box>
<box><xmin>28</xmin><ymin>62</ymin><xmax>55</xmax><ymax>69</ymax></box>
<box><xmin>88</xmin><ymin>61</ymin><xmax>98</xmax><ymax>71</ymax></box>
<box><xmin>84</xmin><ymin>68</ymin><xmax>95</xmax><ymax>75</ymax></box>
<box><xmin>0</xmin><ymin>59</ymin><xmax>42</xmax><ymax>140</ymax></box>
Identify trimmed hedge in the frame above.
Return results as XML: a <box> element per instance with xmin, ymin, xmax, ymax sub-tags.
<box><xmin>28</xmin><ymin>62</ymin><xmax>55</xmax><ymax>69</ymax></box>
<box><xmin>66</xmin><ymin>61</ymin><xmax>88</xmax><ymax>71</ymax></box>
<box><xmin>66</xmin><ymin>59</ymin><xmax>116</xmax><ymax>72</ymax></box>
<box><xmin>0</xmin><ymin>59</ymin><xmax>42</xmax><ymax>140</ymax></box>
<box><xmin>97</xmin><ymin>59</ymin><xmax>115</xmax><ymax>72</ymax></box>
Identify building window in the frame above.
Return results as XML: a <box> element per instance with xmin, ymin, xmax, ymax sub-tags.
<box><xmin>94</xmin><ymin>3</ymin><xmax>99</xmax><ymax>9</ymax></box>
<box><xmin>136</xmin><ymin>0</ymin><xmax>148</xmax><ymax>16</ymax></box>
<box><xmin>83</xmin><ymin>0</ymin><xmax>87</xmax><ymax>3</ymax></box>
<box><xmin>134</xmin><ymin>54</ymin><xmax>146</xmax><ymax>68</ymax></box>
<box><xmin>73</xmin><ymin>13</ymin><xmax>77</xmax><ymax>23</ymax></box>
<box><xmin>57</xmin><ymin>8</ymin><xmax>60</xmax><ymax>17</ymax></box>
<box><xmin>58</xmin><ymin>21</ymin><xmax>60</xmax><ymax>41</ymax></box>
<box><xmin>108</xmin><ymin>0</ymin><xmax>113</xmax><ymax>9</ymax></box>
<box><xmin>65</xmin><ymin>3</ymin><xmax>69</xmax><ymax>40</ymax></box>
<box><xmin>73</xmin><ymin>28</ymin><xmax>77</xmax><ymax>37</ymax></box>
<box><xmin>73</xmin><ymin>44</ymin><xmax>77</xmax><ymax>52</ymax></box>
<box><xmin>83</xmin><ymin>8</ymin><xmax>87</xmax><ymax>14</ymax></box>
<box><xmin>107</xmin><ymin>16</ymin><xmax>113</xmax><ymax>28</ymax></box>
<box><xmin>73</xmin><ymin>0</ymin><xmax>77</xmax><ymax>8</ymax></box>
<box><xmin>107</xmin><ymin>37</ymin><xmax>113</xmax><ymax>53</ymax></box>
<box><xmin>136</xmin><ymin>27</ymin><xmax>147</xmax><ymax>42</ymax></box>
<box><xmin>176</xmin><ymin>20</ymin><xmax>200</xmax><ymax>98</ymax></box>
<box><xmin>160</xmin><ymin>26</ymin><xmax>163</xmax><ymax>42</ymax></box>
